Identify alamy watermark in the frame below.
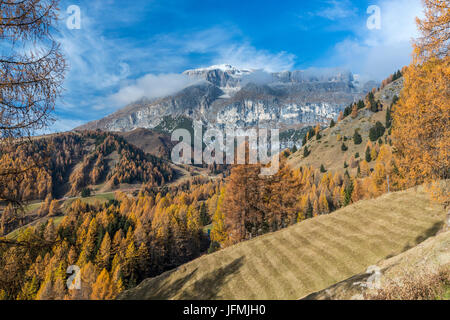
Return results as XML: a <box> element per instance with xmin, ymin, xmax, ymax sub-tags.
<box><xmin>171</xmin><ymin>123</ymin><xmax>280</xmax><ymax>176</ymax></box>
<box><xmin>367</xmin><ymin>5</ymin><xmax>381</xmax><ymax>30</ymax></box>
<box><xmin>66</xmin><ymin>265</ymin><xmax>81</xmax><ymax>290</ymax></box>
<box><xmin>66</xmin><ymin>5</ymin><xmax>81</xmax><ymax>30</ymax></box>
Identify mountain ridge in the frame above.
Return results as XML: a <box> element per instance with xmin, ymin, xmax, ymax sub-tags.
<box><xmin>76</xmin><ymin>65</ymin><xmax>377</xmax><ymax>136</ymax></box>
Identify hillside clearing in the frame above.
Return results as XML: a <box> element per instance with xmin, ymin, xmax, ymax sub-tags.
<box><xmin>288</xmin><ymin>78</ymin><xmax>403</xmax><ymax>174</ymax></box>
<box><xmin>118</xmin><ymin>186</ymin><xmax>446</xmax><ymax>300</ymax></box>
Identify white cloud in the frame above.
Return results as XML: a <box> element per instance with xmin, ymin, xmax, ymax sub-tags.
<box><xmin>103</xmin><ymin>27</ymin><xmax>297</xmax><ymax>108</ymax></box>
<box><xmin>109</xmin><ymin>73</ymin><xmax>201</xmax><ymax>107</ymax></box>
<box><xmin>328</xmin><ymin>0</ymin><xmax>424</xmax><ymax>80</ymax></box>
<box><xmin>157</xmin><ymin>27</ymin><xmax>296</xmax><ymax>72</ymax></box>
<box><xmin>316</xmin><ymin>0</ymin><xmax>357</xmax><ymax>20</ymax></box>
<box><xmin>36</xmin><ymin>118</ymin><xmax>86</xmax><ymax>134</ymax></box>
<box><xmin>212</xmin><ymin>43</ymin><xmax>296</xmax><ymax>72</ymax></box>
<box><xmin>58</xmin><ymin>18</ymin><xmax>298</xmax><ymax>114</ymax></box>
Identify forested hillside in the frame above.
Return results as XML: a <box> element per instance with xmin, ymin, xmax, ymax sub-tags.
<box><xmin>0</xmin><ymin>178</ymin><xmax>220</xmax><ymax>300</ymax></box>
<box><xmin>0</xmin><ymin>131</ymin><xmax>174</xmax><ymax>236</ymax></box>
<box><xmin>0</xmin><ymin>131</ymin><xmax>173</xmax><ymax>202</ymax></box>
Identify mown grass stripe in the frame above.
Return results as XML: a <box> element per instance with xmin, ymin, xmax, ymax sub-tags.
<box><xmin>350</xmin><ymin>207</ymin><xmax>431</xmax><ymax>241</ymax></box>
<box><xmin>370</xmin><ymin>202</ymin><xmax>443</xmax><ymax>225</ymax></box>
<box><xmin>263</xmin><ymin>236</ymin><xmax>316</xmax><ymax>298</ymax></box>
<box><xmin>300</xmin><ymin>220</ymin><xmax>369</xmax><ymax>270</ymax></box>
<box><xmin>270</xmin><ymin>233</ymin><xmax>320</xmax><ymax>290</ymax></box>
<box><xmin>247</xmin><ymin>239</ymin><xmax>298</xmax><ymax>299</ymax></box>
<box><xmin>324</xmin><ymin>215</ymin><xmax>407</xmax><ymax>254</ymax></box>
<box><xmin>314</xmin><ymin>218</ymin><xmax>388</xmax><ymax>258</ymax></box>
<box><xmin>236</xmin><ymin>248</ymin><xmax>276</xmax><ymax>299</ymax></box>
<box><xmin>286</xmin><ymin>230</ymin><xmax>346</xmax><ymax>282</ymax></box>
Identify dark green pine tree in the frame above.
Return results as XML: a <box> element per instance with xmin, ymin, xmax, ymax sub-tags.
<box><xmin>330</xmin><ymin>119</ymin><xmax>336</xmax><ymax>128</ymax></box>
<box><xmin>302</xmin><ymin>135</ymin><xmax>307</xmax><ymax>146</ymax></box>
<box><xmin>357</xmin><ymin>100</ymin><xmax>365</xmax><ymax>109</ymax></box>
<box><xmin>316</xmin><ymin>131</ymin><xmax>322</xmax><ymax>140</ymax></box>
<box><xmin>370</xmin><ymin>121</ymin><xmax>386</xmax><ymax>141</ymax></box>
<box><xmin>305</xmin><ymin>199</ymin><xmax>313</xmax><ymax>219</ymax></box>
<box><xmin>199</xmin><ymin>202</ymin><xmax>210</xmax><ymax>226</ymax></box>
<box><xmin>303</xmin><ymin>146</ymin><xmax>310</xmax><ymax>158</ymax></box>
<box><xmin>386</xmin><ymin>107</ymin><xmax>392</xmax><ymax>128</ymax></box>
<box><xmin>369</xmin><ymin>127</ymin><xmax>378</xmax><ymax>141</ymax></box>
<box><xmin>291</xmin><ymin>144</ymin><xmax>298</xmax><ymax>153</ymax></box>
<box><xmin>343</xmin><ymin>105</ymin><xmax>352</xmax><ymax>117</ymax></box>
<box><xmin>320</xmin><ymin>164</ymin><xmax>327</xmax><ymax>173</ymax></box>
<box><xmin>365</xmin><ymin>146</ymin><xmax>372</xmax><ymax>162</ymax></box>
<box><xmin>353</xmin><ymin>130</ymin><xmax>362</xmax><ymax>145</ymax></box>
<box><xmin>367</xmin><ymin>92</ymin><xmax>379</xmax><ymax>112</ymax></box>
<box><xmin>343</xmin><ymin>179</ymin><xmax>354</xmax><ymax>206</ymax></box>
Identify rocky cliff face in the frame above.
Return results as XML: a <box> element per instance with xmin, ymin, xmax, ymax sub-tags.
<box><xmin>76</xmin><ymin>65</ymin><xmax>373</xmax><ymax>138</ymax></box>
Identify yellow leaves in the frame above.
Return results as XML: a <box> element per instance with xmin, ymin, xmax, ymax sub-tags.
<box><xmin>313</xmin><ymin>199</ymin><xmax>319</xmax><ymax>217</ymax></box>
<box><xmin>392</xmin><ymin>56</ymin><xmax>450</xmax><ymax>189</ymax></box>
<box><xmin>370</xmin><ymin>147</ymin><xmax>378</xmax><ymax>162</ymax></box>
<box><xmin>425</xmin><ymin>181</ymin><xmax>450</xmax><ymax>207</ymax></box>
<box><xmin>351</xmin><ymin>179</ymin><xmax>364</xmax><ymax>203</ymax></box>
<box><xmin>376</xmin><ymin>145</ymin><xmax>392</xmax><ymax>167</ymax></box>
<box><xmin>186</xmin><ymin>205</ymin><xmax>200</xmax><ymax>233</ymax></box>
<box><xmin>319</xmin><ymin>192</ymin><xmax>329</xmax><ymax>214</ymax></box>
<box><xmin>91</xmin><ymin>269</ymin><xmax>116</xmax><ymax>300</ymax></box>
<box><xmin>414</xmin><ymin>0</ymin><xmax>450</xmax><ymax>62</ymax></box>
<box><xmin>391</xmin><ymin>0</ymin><xmax>449</xmax><ymax>201</ymax></box>
<box><xmin>210</xmin><ymin>188</ymin><xmax>227</xmax><ymax>245</ymax></box>
<box><xmin>314</xmin><ymin>123</ymin><xmax>321</xmax><ymax>135</ymax></box>
<box><xmin>367</xmin><ymin>162</ymin><xmax>388</xmax><ymax>197</ymax></box>
<box><xmin>359</xmin><ymin>160</ymin><xmax>370</xmax><ymax>178</ymax></box>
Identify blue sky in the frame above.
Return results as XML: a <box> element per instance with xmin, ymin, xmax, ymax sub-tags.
<box><xmin>52</xmin><ymin>0</ymin><xmax>424</xmax><ymax>132</ymax></box>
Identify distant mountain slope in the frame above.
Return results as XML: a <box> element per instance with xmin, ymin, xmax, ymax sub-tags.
<box><xmin>116</xmin><ymin>128</ymin><xmax>174</xmax><ymax>159</ymax></box>
<box><xmin>76</xmin><ymin>65</ymin><xmax>375</xmax><ymax>134</ymax></box>
<box><xmin>118</xmin><ymin>186</ymin><xmax>446</xmax><ymax>300</ymax></box>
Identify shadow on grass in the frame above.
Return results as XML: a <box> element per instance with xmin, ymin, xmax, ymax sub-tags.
<box><xmin>179</xmin><ymin>256</ymin><xmax>245</xmax><ymax>300</ymax></box>
<box><xmin>412</xmin><ymin>221</ymin><xmax>444</xmax><ymax>246</ymax></box>
<box><xmin>118</xmin><ymin>267</ymin><xmax>198</xmax><ymax>300</ymax></box>
<box><xmin>385</xmin><ymin>221</ymin><xmax>445</xmax><ymax>259</ymax></box>
<box><xmin>118</xmin><ymin>256</ymin><xmax>245</xmax><ymax>300</ymax></box>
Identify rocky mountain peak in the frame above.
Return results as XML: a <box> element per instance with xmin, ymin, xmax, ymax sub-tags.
<box><xmin>76</xmin><ymin>64</ymin><xmax>377</xmax><ymax>148</ymax></box>
<box><xmin>183</xmin><ymin>64</ymin><xmax>253</xmax><ymax>89</ymax></box>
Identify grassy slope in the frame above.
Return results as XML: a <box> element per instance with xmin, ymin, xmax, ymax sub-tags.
<box><xmin>303</xmin><ymin>229</ymin><xmax>450</xmax><ymax>300</ymax></box>
<box><xmin>118</xmin><ymin>186</ymin><xmax>446</xmax><ymax>300</ymax></box>
<box><xmin>288</xmin><ymin>78</ymin><xmax>403</xmax><ymax>174</ymax></box>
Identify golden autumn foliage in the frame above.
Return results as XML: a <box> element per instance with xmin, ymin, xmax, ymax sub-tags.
<box><xmin>91</xmin><ymin>269</ymin><xmax>116</xmax><ymax>300</ymax></box>
<box><xmin>392</xmin><ymin>0</ymin><xmax>449</xmax><ymax>205</ymax></box>
<box><xmin>414</xmin><ymin>0</ymin><xmax>450</xmax><ymax>62</ymax></box>
<box><xmin>392</xmin><ymin>57</ymin><xmax>449</xmax><ymax>187</ymax></box>
<box><xmin>0</xmin><ymin>178</ymin><xmax>220</xmax><ymax>300</ymax></box>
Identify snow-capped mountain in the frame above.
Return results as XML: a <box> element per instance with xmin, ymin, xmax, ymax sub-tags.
<box><xmin>77</xmin><ymin>65</ymin><xmax>373</xmax><ymax>142</ymax></box>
